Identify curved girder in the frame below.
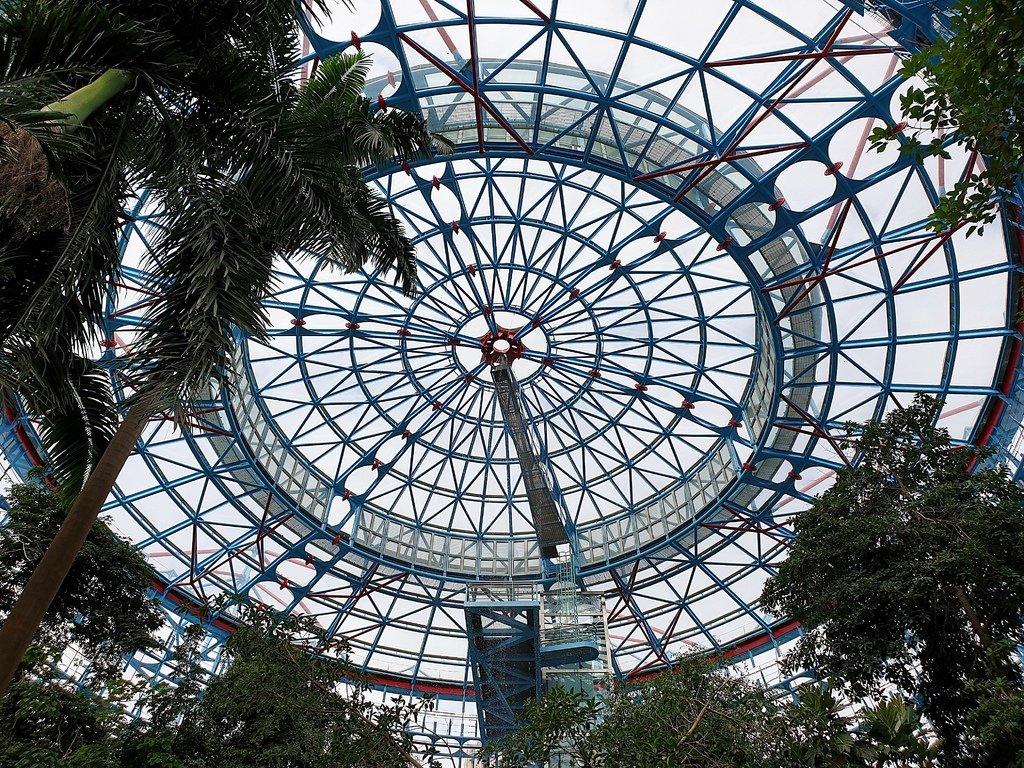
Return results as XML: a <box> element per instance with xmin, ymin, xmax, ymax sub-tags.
<box><xmin>3</xmin><ymin>2</ymin><xmax>1022</xmax><ymax>761</ymax></box>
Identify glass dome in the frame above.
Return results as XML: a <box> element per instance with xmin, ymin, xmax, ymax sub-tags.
<box><xmin>4</xmin><ymin>0</ymin><xmax>1023</xmax><ymax>759</ymax></box>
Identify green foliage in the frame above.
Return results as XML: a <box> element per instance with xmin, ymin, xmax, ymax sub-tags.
<box><xmin>858</xmin><ymin>697</ymin><xmax>935</xmax><ymax>767</ymax></box>
<box><xmin>0</xmin><ymin>349</ymin><xmax>119</xmax><ymax>505</ymax></box>
<box><xmin>761</xmin><ymin>394</ymin><xmax>1024</xmax><ymax>764</ymax></box>
<box><xmin>868</xmin><ymin>0</ymin><xmax>1024</xmax><ymax>233</ymax></box>
<box><xmin>781</xmin><ymin>684</ymin><xmax>873</xmax><ymax>766</ymax></box>
<box><xmin>961</xmin><ymin>653</ymin><xmax>1024</xmax><ymax>766</ymax></box>
<box><xmin>782</xmin><ymin>686</ymin><xmax>937</xmax><ymax>768</ymax></box>
<box><xmin>479</xmin><ymin>685</ymin><xmax>602</xmax><ymax>768</ymax></box>
<box><xmin>0</xmin><ymin>672</ymin><xmax>130</xmax><ymax>768</ymax></box>
<box><xmin>131</xmin><ymin>44</ymin><xmax>446</xmax><ymax>412</ymax></box>
<box><xmin>0</xmin><ymin>0</ymin><xmax>449</xmax><ymax>491</ymax></box>
<box><xmin>590</xmin><ymin>655</ymin><xmax>788</xmax><ymax>768</ymax></box>
<box><xmin>121</xmin><ymin>601</ymin><xmax>439</xmax><ymax>768</ymax></box>
<box><xmin>482</xmin><ymin>659</ymin><xmax>943</xmax><ymax>768</ymax></box>
<box><xmin>0</xmin><ymin>478</ymin><xmax>163</xmax><ymax>681</ymax></box>
<box><xmin>483</xmin><ymin>655</ymin><xmax>792</xmax><ymax>768</ymax></box>
<box><xmin>0</xmin><ymin>482</ymin><xmax>437</xmax><ymax>766</ymax></box>
<box><xmin>0</xmin><ymin>595</ymin><xmax>440</xmax><ymax>768</ymax></box>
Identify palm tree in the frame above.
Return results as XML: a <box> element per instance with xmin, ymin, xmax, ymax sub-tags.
<box><xmin>858</xmin><ymin>698</ymin><xmax>934</xmax><ymax>767</ymax></box>
<box><xmin>0</xmin><ymin>0</ymin><xmax>449</xmax><ymax>696</ymax></box>
<box><xmin>783</xmin><ymin>685</ymin><xmax>875</xmax><ymax>766</ymax></box>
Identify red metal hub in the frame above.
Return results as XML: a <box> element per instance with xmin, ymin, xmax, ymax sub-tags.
<box><xmin>480</xmin><ymin>327</ymin><xmax>526</xmax><ymax>365</ymax></box>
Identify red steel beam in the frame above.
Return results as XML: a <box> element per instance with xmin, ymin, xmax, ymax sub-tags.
<box><xmin>760</xmin><ymin>230</ymin><xmax>946</xmax><ymax>294</ymax></box>
<box><xmin>610</xmin><ymin>570</ymin><xmax>674</xmax><ymax>667</ymax></box>
<box><xmin>634</xmin><ymin>141</ymin><xmax>807</xmax><ymax>183</ymax></box>
<box><xmin>672</xmin><ymin>11</ymin><xmax>854</xmax><ymax>202</ymax></box>
<box><xmin>188</xmin><ymin>512</ymin><xmax>295</xmax><ymax>585</ymax></box>
<box><xmin>971</xmin><ymin>204</ymin><xmax>1024</xmax><ymax>458</ymax></box>
<box><xmin>517</xmin><ymin>0</ymin><xmax>550</xmax><ymax>23</ymax></box>
<box><xmin>774</xmin><ymin>197</ymin><xmax>854</xmax><ymax>323</ymax></box>
<box><xmin>779</xmin><ymin>392</ymin><xmax>853</xmax><ymax>468</ymax></box>
<box><xmin>705</xmin><ymin>45</ymin><xmax>896</xmax><ymax>68</ymax></box>
<box><xmin>398</xmin><ymin>32</ymin><xmax>533</xmax><ymax>154</ymax></box>
<box><xmin>417</xmin><ymin>0</ymin><xmax>461</xmax><ymax>56</ymax></box>
<box><xmin>466</xmin><ymin>0</ymin><xmax>485</xmax><ymax>153</ymax></box>
<box><xmin>701</xmin><ymin>503</ymin><xmax>795</xmax><ymax>545</ymax></box>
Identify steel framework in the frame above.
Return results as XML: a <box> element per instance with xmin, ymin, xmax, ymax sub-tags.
<box><xmin>4</xmin><ymin>0</ymin><xmax>1024</xmax><ymax>761</ymax></box>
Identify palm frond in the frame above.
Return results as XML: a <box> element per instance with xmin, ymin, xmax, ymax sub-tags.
<box><xmin>0</xmin><ymin>345</ymin><xmax>117</xmax><ymax>501</ymax></box>
<box><xmin>3</xmin><ymin>0</ymin><xmax>436</xmax><ymax>423</ymax></box>
<box><xmin>129</xmin><ymin>175</ymin><xmax>275</xmax><ymax>410</ymax></box>
<box><xmin>344</xmin><ymin>182</ymin><xmax>417</xmax><ymax>295</ymax></box>
<box><xmin>0</xmin><ymin>0</ymin><xmax>184</xmax><ymax>89</ymax></box>
<box><xmin>4</xmin><ymin>93</ymin><xmax>138</xmax><ymax>350</ymax></box>
<box><xmin>296</xmin><ymin>51</ymin><xmax>371</xmax><ymax>117</ymax></box>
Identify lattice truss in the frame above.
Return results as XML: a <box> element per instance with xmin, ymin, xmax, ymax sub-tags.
<box><xmin>4</xmin><ymin>0</ymin><xmax>1023</xmax><ymax>757</ymax></box>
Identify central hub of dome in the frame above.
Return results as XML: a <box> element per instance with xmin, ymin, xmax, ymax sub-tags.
<box><xmin>454</xmin><ymin>309</ymin><xmax>550</xmax><ymax>382</ymax></box>
<box><xmin>480</xmin><ymin>326</ymin><xmax>527</xmax><ymax>366</ymax></box>
<box><xmin>237</xmin><ymin>155</ymin><xmax>766</xmax><ymax>573</ymax></box>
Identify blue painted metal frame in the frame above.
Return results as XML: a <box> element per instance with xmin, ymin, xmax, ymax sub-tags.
<box><xmin>464</xmin><ymin>593</ymin><xmax>542</xmax><ymax>742</ymax></box>
<box><xmin>90</xmin><ymin>0</ymin><xmax>1024</xmax><ymax>679</ymax></box>
<box><xmin>2</xmin><ymin>5</ymin><xmax>1022</xmax><ymax>763</ymax></box>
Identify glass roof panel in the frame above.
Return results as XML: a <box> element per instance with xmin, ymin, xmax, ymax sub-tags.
<box><xmin>3</xmin><ymin>3</ymin><xmax>1019</xmax><ymax>756</ymax></box>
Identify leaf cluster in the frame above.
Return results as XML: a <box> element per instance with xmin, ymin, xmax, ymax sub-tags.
<box><xmin>482</xmin><ymin>656</ymin><xmax>943</xmax><ymax>768</ymax></box>
<box><xmin>1</xmin><ymin>0</ymin><xmax>446</xmax><ymax>494</ymax></box>
<box><xmin>121</xmin><ymin>600</ymin><xmax>439</xmax><ymax>768</ymax></box>
<box><xmin>0</xmin><ymin>478</ymin><xmax>163</xmax><ymax>681</ymax></box>
<box><xmin>483</xmin><ymin>655</ymin><xmax>790</xmax><ymax>768</ymax></box>
<box><xmin>782</xmin><ymin>685</ymin><xmax>937</xmax><ymax>768</ymax></box>
<box><xmin>0</xmin><ymin>671</ymin><xmax>144</xmax><ymax>768</ymax></box>
<box><xmin>868</xmin><ymin>0</ymin><xmax>1024</xmax><ymax>233</ymax></box>
<box><xmin>0</xmin><ymin>595</ymin><xmax>439</xmax><ymax>768</ymax></box>
<box><xmin>761</xmin><ymin>394</ymin><xmax>1024</xmax><ymax>764</ymax></box>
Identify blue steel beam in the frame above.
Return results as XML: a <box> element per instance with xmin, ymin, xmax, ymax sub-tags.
<box><xmin>464</xmin><ymin>593</ymin><xmax>542</xmax><ymax>743</ymax></box>
<box><xmin>0</xmin><ymin>10</ymin><xmax>1019</xmax><ymax>757</ymax></box>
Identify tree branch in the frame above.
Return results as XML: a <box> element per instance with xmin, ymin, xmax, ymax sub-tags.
<box><xmin>952</xmin><ymin>585</ymin><xmax>991</xmax><ymax>649</ymax></box>
<box><xmin>678</xmin><ymin>700</ymin><xmax>712</xmax><ymax>746</ymax></box>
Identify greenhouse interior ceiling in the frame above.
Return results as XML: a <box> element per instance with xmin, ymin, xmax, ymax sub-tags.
<box><xmin>2</xmin><ymin>0</ymin><xmax>1024</xmax><ymax>762</ymax></box>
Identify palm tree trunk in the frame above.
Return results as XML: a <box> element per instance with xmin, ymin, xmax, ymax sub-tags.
<box><xmin>45</xmin><ymin>68</ymin><xmax>132</xmax><ymax>130</ymax></box>
<box><xmin>0</xmin><ymin>402</ymin><xmax>148</xmax><ymax>698</ymax></box>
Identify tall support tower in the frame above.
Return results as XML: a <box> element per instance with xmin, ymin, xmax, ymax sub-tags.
<box><xmin>467</xmin><ymin>331</ymin><xmax>611</xmax><ymax>744</ymax></box>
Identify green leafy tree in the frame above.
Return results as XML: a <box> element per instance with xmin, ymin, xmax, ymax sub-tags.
<box><xmin>0</xmin><ymin>0</ymin><xmax>449</xmax><ymax>697</ymax></box>
<box><xmin>483</xmin><ymin>655</ymin><xmax>791</xmax><ymax>768</ymax></box>
<box><xmin>782</xmin><ymin>684</ymin><xmax>874</xmax><ymax>767</ymax></box>
<box><xmin>859</xmin><ymin>697</ymin><xmax>936</xmax><ymax>767</ymax></box>
<box><xmin>122</xmin><ymin>602</ymin><xmax>439</xmax><ymax>768</ymax></box>
<box><xmin>0</xmin><ymin>478</ymin><xmax>159</xmax><ymax>768</ymax></box>
<box><xmin>869</xmin><ymin>0</ymin><xmax>1024</xmax><ymax>233</ymax></box>
<box><xmin>479</xmin><ymin>686</ymin><xmax>603</xmax><ymax>768</ymax></box>
<box><xmin>481</xmin><ymin>655</ymin><xmax>946</xmax><ymax>767</ymax></box>
<box><xmin>761</xmin><ymin>394</ymin><xmax>1024</xmax><ymax>765</ymax></box>
<box><xmin>0</xmin><ymin>599</ymin><xmax>441</xmax><ymax>768</ymax></box>
<box><xmin>590</xmin><ymin>655</ymin><xmax>787</xmax><ymax>768</ymax></box>
<box><xmin>0</xmin><ymin>477</ymin><xmax>163</xmax><ymax>682</ymax></box>
<box><xmin>782</xmin><ymin>685</ymin><xmax>936</xmax><ymax>768</ymax></box>
<box><xmin>0</xmin><ymin>668</ymin><xmax>133</xmax><ymax>768</ymax></box>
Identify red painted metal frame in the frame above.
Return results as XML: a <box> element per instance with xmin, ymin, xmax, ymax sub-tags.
<box><xmin>973</xmin><ymin>204</ymin><xmax>1024</xmax><ymax>453</ymax></box>
<box><xmin>670</xmin><ymin>11</ymin><xmax>854</xmax><ymax>202</ymax></box>
<box><xmin>633</xmin><ymin>141</ymin><xmax>808</xmax><ymax>183</ymax></box>
<box><xmin>466</xmin><ymin>0</ymin><xmax>485</xmax><ymax>153</ymax></box>
<box><xmin>778</xmin><ymin>392</ymin><xmax>854</xmax><ymax>469</ymax></box>
<box><xmin>608</xmin><ymin>563</ymin><xmax>674</xmax><ymax>669</ymax></box>
<box><xmin>700</xmin><ymin>502</ymin><xmax>795</xmax><ymax>546</ymax></box>
<box><xmin>397</xmin><ymin>32</ymin><xmax>534</xmax><ymax>154</ymax></box>
<box><xmin>773</xmin><ymin>198</ymin><xmax>855</xmax><ymax>323</ymax></box>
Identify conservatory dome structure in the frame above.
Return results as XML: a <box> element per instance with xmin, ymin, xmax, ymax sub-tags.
<box><xmin>3</xmin><ymin>0</ymin><xmax>1023</xmax><ymax>762</ymax></box>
